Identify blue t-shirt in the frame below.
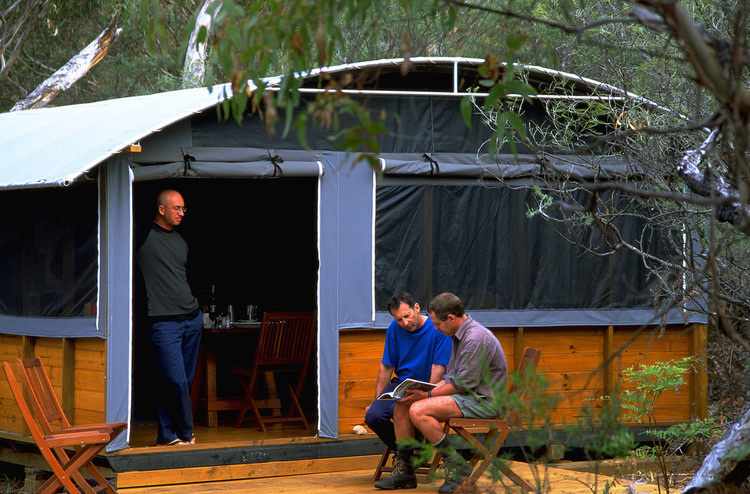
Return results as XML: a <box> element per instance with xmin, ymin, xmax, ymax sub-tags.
<box><xmin>382</xmin><ymin>315</ymin><xmax>452</xmax><ymax>382</ymax></box>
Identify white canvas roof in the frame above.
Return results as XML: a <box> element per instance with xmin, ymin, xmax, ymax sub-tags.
<box><xmin>0</xmin><ymin>85</ymin><xmax>227</xmax><ymax>189</ymax></box>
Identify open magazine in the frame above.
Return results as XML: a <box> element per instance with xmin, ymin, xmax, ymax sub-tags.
<box><xmin>377</xmin><ymin>378</ymin><xmax>437</xmax><ymax>400</ymax></box>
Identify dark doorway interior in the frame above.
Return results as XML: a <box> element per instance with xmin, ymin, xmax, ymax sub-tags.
<box><xmin>131</xmin><ymin>177</ymin><xmax>319</xmax><ymax>429</ymax></box>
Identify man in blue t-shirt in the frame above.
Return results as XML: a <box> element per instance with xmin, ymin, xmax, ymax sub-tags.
<box><xmin>366</xmin><ymin>292</ymin><xmax>451</xmax><ymax>484</ymax></box>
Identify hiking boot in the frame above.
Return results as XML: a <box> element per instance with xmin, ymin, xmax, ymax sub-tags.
<box><xmin>438</xmin><ymin>455</ymin><xmax>471</xmax><ymax>493</ymax></box>
<box><xmin>374</xmin><ymin>451</ymin><xmax>417</xmax><ymax>490</ymax></box>
<box><xmin>435</xmin><ymin>436</ymin><xmax>472</xmax><ymax>494</ymax></box>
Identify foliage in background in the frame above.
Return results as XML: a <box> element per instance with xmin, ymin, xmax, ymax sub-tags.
<box><xmin>612</xmin><ymin>357</ymin><xmax>721</xmax><ymax>493</ymax></box>
<box><xmin>494</xmin><ymin>364</ymin><xmax>560</xmax><ymax>492</ymax></box>
<box><xmin>0</xmin><ymin>1</ymin><xmax>196</xmax><ymax>110</ymax></box>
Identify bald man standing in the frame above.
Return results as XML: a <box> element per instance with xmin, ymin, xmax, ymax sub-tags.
<box><xmin>135</xmin><ymin>189</ymin><xmax>201</xmax><ymax>446</ymax></box>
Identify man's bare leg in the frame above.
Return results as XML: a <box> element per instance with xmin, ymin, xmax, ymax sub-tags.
<box><xmin>374</xmin><ymin>402</ymin><xmax>420</xmax><ymax>490</ymax></box>
<box><xmin>408</xmin><ymin>396</ymin><xmax>462</xmax><ymax>443</ymax></box>
<box><xmin>409</xmin><ymin>396</ymin><xmax>470</xmax><ymax>494</ymax></box>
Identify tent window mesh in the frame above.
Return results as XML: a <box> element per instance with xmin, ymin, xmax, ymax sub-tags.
<box><xmin>375</xmin><ymin>184</ymin><xmax>672</xmax><ymax>312</ymax></box>
<box><xmin>0</xmin><ymin>186</ymin><xmax>97</xmax><ymax>317</ymax></box>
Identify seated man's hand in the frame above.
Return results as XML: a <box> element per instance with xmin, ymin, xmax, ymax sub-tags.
<box><xmin>399</xmin><ymin>389</ymin><xmax>428</xmax><ymax>405</ymax></box>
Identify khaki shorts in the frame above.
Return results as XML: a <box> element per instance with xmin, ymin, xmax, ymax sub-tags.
<box><xmin>449</xmin><ymin>393</ymin><xmax>498</xmax><ymax>419</ymax></box>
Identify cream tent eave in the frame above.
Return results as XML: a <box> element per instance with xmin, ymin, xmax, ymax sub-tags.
<box><xmin>0</xmin><ymin>85</ymin><xmax>229</xmax><ymax>190</ymax></box>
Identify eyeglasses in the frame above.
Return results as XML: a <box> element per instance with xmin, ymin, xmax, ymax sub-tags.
<box><xmin>162</xmin><ymin>205</ymin><xmax>187</xmax><ymax>213</ymax></box>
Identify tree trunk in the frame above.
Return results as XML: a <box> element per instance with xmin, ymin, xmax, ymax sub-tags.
<box><xmin>182</xmin><ymin>0</ymin><xmax>222</xmax><ymax>89</ymax></box>
<box><xmin>683</xmin><ymin>406</ymin><xmax>750</xmax><ymax>493</ymax></box>
<box><xmin>10</xmin><ymin>9</ymin><xmax>122</xmax><ymax>112</ymax></box>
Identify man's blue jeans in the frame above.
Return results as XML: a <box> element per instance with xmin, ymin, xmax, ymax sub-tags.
<box><xmin>148</xmin><ymin>311</ymin><xmax>202</xmax><ymax>445</ymax></box>
<box><xmin>364</xmin><ymin>381</ymin><xmax>400</xmax><ymax>450</ymax></box>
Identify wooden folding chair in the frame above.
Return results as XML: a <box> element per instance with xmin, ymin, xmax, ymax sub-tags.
<box><xmin>430</xmin><ymin>347</ymin><xmax>542</xmax><ymax>492</ymax></box>
<box><xmin>4</xmin><ymin>357</ymin><xmax>127</xmax><ymax>494</ymax></box>
<box><xmin>233</xmin><ymin>311</ymin><xmax>316</xmax><ymax>431</ymax></box>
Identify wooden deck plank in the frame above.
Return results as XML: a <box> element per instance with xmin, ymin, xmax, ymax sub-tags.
<box><xmin>118</xmin><ymin>463</ymin><xmax>676</xmax><ymax>493</ymax></box>
<box><xmin>117</xmin><ymin>455</ymin><xmax>382</xmax><ymax>488</ymax></box>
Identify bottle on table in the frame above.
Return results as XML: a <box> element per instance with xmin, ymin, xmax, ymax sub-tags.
<box><xmin>208</xmin><ymin>284</ymin><xmax>217</xmax><ymax>319</ymax></box>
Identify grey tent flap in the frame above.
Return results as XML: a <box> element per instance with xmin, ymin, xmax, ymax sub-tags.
<box><xmin>130</xmin><ymin>147</ymin><xmax>323</xmax><ymax>180</ymax></box>
<box><xmin>379</xmin><ymin>153</ymin><xmax>637</xmax><ymax>179</ymax></box>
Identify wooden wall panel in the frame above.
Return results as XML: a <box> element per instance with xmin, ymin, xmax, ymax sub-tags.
<box><xmin>0</xmin><ymin>335</ymin><xmax>107</xmax><ymax>432</ymax></box>
<box><xmin>490</xmin><ymin>329</ymin><xmax>516</xmax><ymax>369</ymax></box>
<box><xmin>74</xmin><ymin>339</ymin><xmax>108</xmax><ymax>370</ymax></box>
<box><xmin>0</xmin><ymin>335</ymin><xmax>26</xmax><ymax>433</ymax></box>
<box><xmin>338</xmin><ymin>359</ymin><xmax>381</xmax><ymax>379</ymax></box>
<box><xmin>338</xmin><ymin>330</ymin><xmax>383</xmax><ymax>432</ymax></box>
<box><xmin>338</xmin><ymin>324</ymin><xmax>706</xmax><ymax>436</ymax></box>
<box><xmin>0</xmin><ymin>391</ymin><xmax>23</xmax><ymax>433</ymax></box>
<box><xmin>523</xmin><ymin>327</ymin><xmax>606</xmax><ymax>427</ymax></box>
<box><xmin>0</xmin><ymin>335</ymin><xmax>24</xmax><ymax>361</ymax></box>
<box><xmin>612</xmin><ymin>326</ymin><xmax>695</xmax><ymax>422</ymax></box>
<box><xmin>73</xmin><ymin>338</ymin><xmax>107</xmax><ymax>423</ymax></box>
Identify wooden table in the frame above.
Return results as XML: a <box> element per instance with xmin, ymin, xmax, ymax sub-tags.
<box><xmin>190</xmin><ymin>321</ymin><xmax>281</xmax><ymax>427</ymax></box>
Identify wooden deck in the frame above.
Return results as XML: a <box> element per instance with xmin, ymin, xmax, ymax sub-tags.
<box><xmin>117</xmin><ymin>461</ymin><xmax>674</xmax><ymax>493</ymax></box>
<box><xmin>127</xmin><ymin>422</ymin><xmax>318</xmax><ymax>448</ymax></box>
<box><xmin>1</xmin><ymin>423</ymin><xmax>680</xmax><ymax>493</ymax></box>
<box><xmin>114</xmin><ymin>424</ymin><xmax>676</xmax><ymax>493</ymax></box>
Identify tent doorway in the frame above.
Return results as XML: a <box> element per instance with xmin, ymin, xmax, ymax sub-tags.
<box><xmin>130</xmin><ymin>177</ymin><xmax>319</xmax><ymax>440</ymax></box>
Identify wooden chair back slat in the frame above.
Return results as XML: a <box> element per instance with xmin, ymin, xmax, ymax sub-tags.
<box><xmin>256</xmin><ymin>312</ymin><xmax>316</xmax><ymax>364</ymax></box>
<box><xmin>234</xmin><ymin>311</ymin><xmax>316</xmax><ymax>430</ymax></box>
<box><xmin>2</xmin><ymin>362</ymin><xmax>49</xmax><ymax>454</ymax></box>
<box><xmin>507</xmin><ymin>347</ymin><xmax>542</xmax><ymax>396</ymax></box>
<box><xmin>505</xmin><ymin>347</ymin><xmax>542</xmax><ymax>426</ymax></box>
<box><xmin>19</xmin><ymin>357</ymin><xmax>70</xmax><ymax>432</ymax></box>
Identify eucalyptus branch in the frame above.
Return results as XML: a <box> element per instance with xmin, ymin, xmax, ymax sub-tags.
<box><xmin>0</xmin><ymin>0</ymin><xmax>50</xmax><ymax>84</ymax></box>
<box><xmin>10</xmin><ymin>10</ymin><xmax>122</xmax><ymax>111</ymax></box>
<box><xmin>634</xmin><ymin>0</ymin><xmax>750</xmax><ymax>115</ymax></box>
<box><xmin>589</xmin><ymin>214</ymin><xmax>684</xmax><ymax>272</ymax></box>
<box><xmin>548</xmin><ymin>117</ymin><xmax>724</xmax><ymax>156</ymax></box>
<box><xmin>582</xmin><ymin>181</ymin><xmax>742</xmax><ymax>208</ymax></box>
<box><xmin>441</xmin><ymin>0</ymin><xmax>636</xmax><ymax>34</ymax></box>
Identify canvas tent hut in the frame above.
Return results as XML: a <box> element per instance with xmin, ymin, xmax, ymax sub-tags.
<box><xmin>0</xmin><ymin>58</ymin><xmax>706</xmax><ymax>469</ymax></box>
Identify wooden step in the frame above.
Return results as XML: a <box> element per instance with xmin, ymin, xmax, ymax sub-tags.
<box><xmin>116</xmin><ymin>454</ymin><xmax>382</xmax><ymax>488</ymax></box>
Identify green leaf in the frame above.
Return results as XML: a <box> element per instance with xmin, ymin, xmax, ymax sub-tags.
<box><xmin>295</xmin><ymin>113</ymin><xmax>310</xmax><ymax>149</ymax></box>
<box><xmin>506</xmin><ymin>33</ymin><xmax>526</xmax><ymax>51</ymax></box>
<box><xmin>196</xmin><ymin>26</ymin><xmax>208</xmax><ymax>45</ymax></box>
<box><xmin>485</xmin><ymin>83</ymin><xmax>506</xmax><ymax>109</ymax></box>
<box><xmin>282</xmin><ymin>103</ymin><xmax>294</xmax><ymax>138</ymax></box>
<box><xmin>460</xmin><ymin>96</ymin><xmax>473</xmax><ymax>130</ymax></box>
<box><xmin>506</xmin><ymin>110</ymin><xmax>526</xmax><ymax>138</ymax></box>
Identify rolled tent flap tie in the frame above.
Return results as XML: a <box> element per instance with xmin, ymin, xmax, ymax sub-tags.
<box><xmin>422</xmin><ymin>153</ymin><xmax>439</xmax><ymax>174</ymax></box>
<box><xmin>270</xmin><ymin>154</ymin><xmax>284</xmax><ymax>177</ymax></box>
<box><xmin>129</xmin><ymin>147</ymin><xmax>323</xmax><ymax>181</ymax></box>
<box><xmin>182</xmin><ymin>152</ymin><xmax>196</xmax><ymax>175</ymax></box>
